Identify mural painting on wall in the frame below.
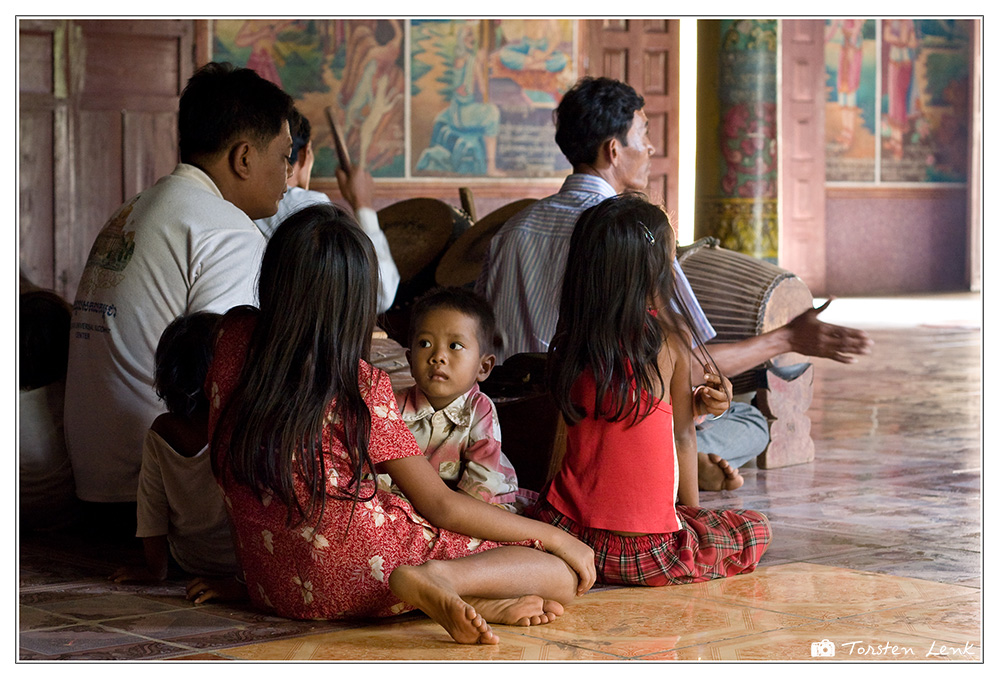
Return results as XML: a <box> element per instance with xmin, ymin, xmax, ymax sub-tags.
<box><xmin>880</xmin><ymin>19</ymin><xmax>970</xmax><ymax>183</ymax></box>
<box><xmin>825</xmin><ymin>19</ymin><xmax>970</xmax><ymax>184</ymax></box>
<box><xmin>824</xmin><ymin>19</ymin><xmax>877</xmax><ymax>182</ymax></box>
<box><xmin>410</xmin><ymin>19</ymin><xmax>576</xmax><ymax>178</ymax></box>
<box><xmin>212</xmin><ymin>19</ymin><xmax>406</xmax><ymax>178</ymax></box>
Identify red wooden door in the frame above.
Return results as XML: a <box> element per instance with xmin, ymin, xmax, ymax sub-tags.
<box><xmin>18</xmin><ymin>19</ymin><xmax>193</xmax><ymax>301</ymax></box>
<box><xmin>19</xmin><ymin>19</ymin><xmax>67</xmax><ymax>293</ymax></box>
<box><xmin>585</xmin><ymin>19</ymin><xmax>680</xmax><ymax>225</ymax></box>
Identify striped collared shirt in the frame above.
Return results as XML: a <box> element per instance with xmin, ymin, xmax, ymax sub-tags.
<box><xmin>476</xmin><ymin>173</ymin><xmax>715</xmax><ymax>363</ymax></box>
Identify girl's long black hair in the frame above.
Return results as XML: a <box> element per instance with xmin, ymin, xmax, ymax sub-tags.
<box><xmin>214</xmin><ymin>203</ymin><xmax>379</xmax><ymax>528</ymax></box>
<box><xmin>548</xmin><ymin>192</ymin><xmax>721</xmax><ymax>426</ymax></box>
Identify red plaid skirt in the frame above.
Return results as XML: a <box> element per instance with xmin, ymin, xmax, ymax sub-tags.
<box><xmin>531</xmin><ymin>501</ymin><xmax>771</xmax><ymax>586</ymax></box>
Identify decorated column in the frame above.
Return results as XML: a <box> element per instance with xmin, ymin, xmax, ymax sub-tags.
<box><xmin>694</xmin><ymin>19</ymin><xmax>778</xmax><ymax>261</ymax></box>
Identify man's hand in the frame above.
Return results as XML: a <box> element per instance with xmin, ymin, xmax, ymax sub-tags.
<box><xmin>335</xmin><ymin>166</ymin><xmax>375</xmax><ymax>212</ymax></box>
<box><xmin>786</xmin><ymin>298</ymin><xmax>873</xmax><ymax>364</ymax></box>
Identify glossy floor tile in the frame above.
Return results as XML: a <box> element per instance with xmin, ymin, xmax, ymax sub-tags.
<box><xmin>18</xmin><ymin>294</ymin><xmax>982</xmax><ymax>662</ymax></box>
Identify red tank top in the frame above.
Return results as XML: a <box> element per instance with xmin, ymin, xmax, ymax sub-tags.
<box><xmin>545</xmin><ymin>370</ymin><xmax>680</xmax><ymax>534</ymax></box>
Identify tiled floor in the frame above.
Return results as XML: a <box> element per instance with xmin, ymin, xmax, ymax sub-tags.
<box><xmin>18</xmin><ymin>294</ymin><xmax>982</xmax><ymax>662</ymax></box>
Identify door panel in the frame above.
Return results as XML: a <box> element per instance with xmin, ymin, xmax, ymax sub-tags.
<box><xmin>779</xmin><ymin>19</ymin><xmax>827</xmax><ymax>293</ymax></box>
<box><xmin>586</xmin><ymin>19</ymin><xmax>679</xmax><ymax>223</ymax></box>
<box><xmin>17</xmin><ymin>19</ymin><xmax>194</xmax><ymax>300</ymax></box>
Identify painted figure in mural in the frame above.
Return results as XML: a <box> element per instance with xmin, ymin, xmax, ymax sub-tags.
<box><xmin>826</xmin><ymin>19</ymin><xmax>865</xmax><ymax>150</ymax></box>
<box><xmin>234</xmin><ymin>20</ymin><xmax>295</xmax><ymax>88</ymax></box>
<box><xmin>497</xmin><ymin>19</ymin><xmax>568</xmax><ymax>74</ymax></box>
<box><xmin>417</xmin><ymin>22</ymin><xmax>502</xmax><ymax>176</ymax></box>
<box><xmin>338</xmin><ymin>19</ymin><xmax>405</xmax><ymax>171</ymax></box>
<box><xmin>883</xmin><ymin>19</ymin><xmax>918</xmax><ymax>161</ymax></box>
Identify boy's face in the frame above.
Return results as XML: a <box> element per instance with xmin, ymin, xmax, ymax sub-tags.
<box><xmin>408</xmin><ymin>307</ymin><xmax>495</xmax><ymax>411</ymax></box>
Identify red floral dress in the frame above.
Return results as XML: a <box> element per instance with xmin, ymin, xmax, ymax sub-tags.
<box><xmin>207</xmin><ymin>310</ymin><xmax>532</xmax><ymax>620</ymax></box>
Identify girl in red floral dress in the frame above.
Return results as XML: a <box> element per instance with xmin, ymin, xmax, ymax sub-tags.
<box><xmin>192</xmin><ymin>203</ymin><xmax>594</xmax><ymax>645</ymax></box>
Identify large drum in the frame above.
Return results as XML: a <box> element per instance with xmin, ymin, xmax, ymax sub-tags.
<box><xmin>677</xmin><ymin>238</ymin><xmax>813</xmax><ymax>394</ymax></box>
<box><xmin>435</xmin><ymin>198</ymin><xmax>537</xmax><ymax>288</ymax></box>
<box><xmin>479</xmin><ymin>352</ymin><xmax>563</xmax><ymax>494</ymax></box>
<box><xmin>377</xmin><ymin>198</ymin><xmax>473</xmax><ymax>345</ymax></box>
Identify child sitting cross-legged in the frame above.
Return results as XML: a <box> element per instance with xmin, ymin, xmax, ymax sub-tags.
<box><xmin>111</xmin><ymin>312</ymin><xmax>238</xmax><ymax>584</ymax></box>
<box><xmin>384</xmin><ymin>287</ymin><xmax>522</xmax><ymax>512</ymax></box>
<box><xmin>535</xmin><ymin>193</ymin><xmax>771</xmax><ymax>587</ymax></box>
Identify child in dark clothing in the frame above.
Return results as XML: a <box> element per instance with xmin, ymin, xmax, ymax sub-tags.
<box><xmin>111</xmin><ymin>312</ymin><xmax>237</xmax><ymax>583</ymax></box>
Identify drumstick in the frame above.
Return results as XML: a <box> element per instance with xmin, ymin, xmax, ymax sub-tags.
<box><xmin>324</xmin><ymin>106</ymin><xmax>352</xmax><ymax>173</ymax></box>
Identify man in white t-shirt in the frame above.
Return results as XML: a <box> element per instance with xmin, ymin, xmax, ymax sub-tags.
<box><xmin>254</xmin><ymin>109</ymin><xmax>400</xmax><ymax>313</ymax></box>
<box><xmin>64</xmin><ymin>62</ymin><xmax>296</xmax><ymax>536</ymax></box>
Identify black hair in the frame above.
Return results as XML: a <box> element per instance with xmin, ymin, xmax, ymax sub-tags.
<box><xmin>178</xmin><ymin>61</ymin><xmax>295</xmax><ymax>163</ymax></box>
<box><xmin>554</xmin><ymin>77</ymin><xmax>645</xmax><ymax>167</ymax></box>
<box><xmin>289</xmin><ymin>107</ymin><xmax>312</xmax><ymax>166</ymax></box>
<box><xmin>217</xmin><ymin>203</ymin><xmax>379</xmax><ymax>529</ymax></box>
<box><xmin>409</xmin><ymin>287</ymin><xmax>501</xmax><ymax>356</ymax></box>
<box><xmin>154</xmin><ymin>312</ymin><xmax>222</xmax><ymax>419</ymax></box>
<box><xmin>19</xmin><ymin>290</ymin><xmax>71</xmax><ymax>391</ymax></box>
<box><xmin>548</xmin><ymin>193</ymin><xmax>720</xmax><ymax>426</ymax></box>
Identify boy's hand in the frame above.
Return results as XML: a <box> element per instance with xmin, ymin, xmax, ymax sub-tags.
<box><xmin>693</xmin><ymin>371</ymin><xmax>732</xmax><ymax>418</ymax></box>
<box><xmin>186</xmin><ymin>576</ymin><xmax>248</xmax><ymax>605</ymax></box>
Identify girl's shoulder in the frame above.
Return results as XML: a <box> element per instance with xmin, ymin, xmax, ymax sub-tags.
<box><xmin>664</xmin><ymin>325</ymin><xmax>692</xmax><ymax>352</ymax></box>
<box><xmin>357</xmin><ymin>360</ymin><xmax>392</xmax><ymax>399</ymax></box>
<box><xmin>220</xmin><ymin>305</ymin><xmax>258</xmax><ymax>328</ymax></box>
<box><xmin>660</xmin><ymin>324</ymin><xmax>692</xmax><ymax>375</ymax></box>
<box><xmin>216</xmin><ymin>306</ymin><xmax>258</xmax><ymax>343</ymax></box>
<box><xmin>149</xmin><ymin>412</ymin><xmax>207</xmax><ymax>457</ymax></box>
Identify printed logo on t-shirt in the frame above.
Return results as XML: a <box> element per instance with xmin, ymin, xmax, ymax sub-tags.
<box><xmin>77</xmin><ymin>196</ymin><xmax>140</xmax><ymax>296</ymax></box>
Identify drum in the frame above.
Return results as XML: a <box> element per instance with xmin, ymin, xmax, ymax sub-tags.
<box><xmin>435</xmin><ymin>198</ymin><xmax>537</xmax><ymax>288</ymax></box>
<box><xmin>370</xmin><ymin>328</ymin><xmax>416</xmax><ymax>393</ymax></box>
<box><xmin>480</xmin><ymin>352</ymin><xmax>563</xmax><ymax>494</ymax></box>
<box><xmin>377</xmin><ymin>198</ymin><xmax>473</xmax><ymax>344</ymax></box>
<box><xmin>378</xmin><ymin>198</ymin><xmax>471</xmax><ymax>283</ymax></box>
<box><xmin>677</xmin><ymin>238</ymin><xmax>814</xmax><ymax>394</ymax></box>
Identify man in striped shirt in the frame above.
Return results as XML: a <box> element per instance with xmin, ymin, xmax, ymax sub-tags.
<box><xmin>477</xmin><ymin>77</ymin><xmax>872</xmax><ymax>491</ymax></box>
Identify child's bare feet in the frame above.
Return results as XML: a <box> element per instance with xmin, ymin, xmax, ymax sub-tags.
<box><xmin>698</xmin><ymin>452</ymin><xmax>744</xmax><ymax>491</ymax></box>
<box><xmin>464</xmin><ymin>595</ymin><xmax>564</xmax><ymax>627</ymax></box>
<box><xmin>389</xmin><ymin>564</ymin><xmax>499</xmax><ymax>644</ymax></box>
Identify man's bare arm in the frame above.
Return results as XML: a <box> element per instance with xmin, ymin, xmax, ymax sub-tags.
<box><xmin>703</xmin><ymin>299</ymin><xmax>873</xmax><ymax>379</ymax></box>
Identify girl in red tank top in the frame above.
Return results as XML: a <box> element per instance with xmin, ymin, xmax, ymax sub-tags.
<box><xmin>536</xmin><ymin>193</ymin><xmax>771</xmax><ymax>587</ymax></box>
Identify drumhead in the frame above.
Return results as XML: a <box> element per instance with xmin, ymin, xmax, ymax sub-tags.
<box><xmin>435</xmin><ymin>198</ymin><xmax>537</xmax><ymax>287</ymax></box>
<box><xmin>378</xmin><ymin>198</ymin><xmax>457</xmax><ymax>282</ymax></box>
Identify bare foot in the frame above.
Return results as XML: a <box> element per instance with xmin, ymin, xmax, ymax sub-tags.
<box><xmin>388</xmin><ymin>564</ymin><xmax>499</xmax><ymax>644</ymax></box>
<box><xmin>698</xmin><ymin>452</ymin><xmax>744</xmax><ymax>492</ymax></box>
<box><xmin>464</xmin><ymin>595</ymin><xmax>564</xmax><ymax>627</ymax></box>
